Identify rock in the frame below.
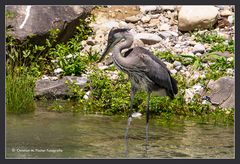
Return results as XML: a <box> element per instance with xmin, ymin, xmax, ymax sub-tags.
<box><xmin>141</xmin><ymin>15</ymin><xmax>151</xmax><ymax>23</ymax></box>
<box><xmin>220</xmin><ymin>9</ymin><xmax>233</xmax><ymax>16</ymax></box>
<box><xmin>135</xmin><ymin>33</ymin><xmax>162</xmax><ymax>45</ymax></box>
<box><xmin>175</xmin><ymin>65</ymin><xmax>182</xmax><ymax>71</ymax></box>
<box><xmin>160</xmin><ymin>5</ymin><xmax>176</xmax><ymax>11</ymax></box>
<box><xmin>6</xmin><ymin>5</ymin><xmax>93</xmax><ymax>41</ymax></box>
<box><xmin>149</xmin><ymin>18</ymin><xmax>160</xmax><ymax>27</ymax></box>
<box><xmin>125</xmin><ymin>16</ymin><xmax>140</xmax><ymax>23</ymax></box>
<box><xmin>184</xmin><ymin>84</ymin><xmax>204</xmax><ymax>103</ymax></box>
<box><xmin>132</xmin><ymin>38</ymin><xmax>145</xmax><ymax>47</ymax></box>
<box><xmin>217</xmin><ymin>17</ymin><xmax>230</xmax><ymax>28</ymax></box>
<box><xmin>159</xmin><ymin>23</ymin><xmax>170</xmax><ymax>31</ymax></box>
<box><xmin>166</xmin><ymin>31</ymin><xmax>178</xmax><ymax>37</ymax></box>
<box><xmin>192</xmin><ymin>44</ymin><xmax>206</xmax><ymax>54</ymax></box>
<box><xmin>178</xmin><ymin>6</ymin><xmax>218</xmax><ymax>31</ymax></box>
<box><xmin>83</xmin><ymin>91</ymin><xmax>91</xmax><ymax>99</ymax></box>
<box><xmin>173</xmin><ymin>61</ymin><xmax>182</xmax><ymax>67</ymax></box>
<box><xmin>170</xmin><ymin>69</ymin><xmax>177</xmax><ymax>74</ymax></box>
<box><xmin>158</xmin><ymin>31</ymin><xmax>172</xmax><ymax>39</ymax></box>
<box><xmin>86</xmin><ymin>39</ymin><xmax>95</xmax><ymax>46</ymax></box>
<box><xmin>150</xmin><ymin>14</ymin><xmax>160</xmax><ymax>19</ymax></box>
<box><xmin>34</xmin><ymin>76</ymin><xmax>88</xmax><ymax>99</ymax></box>
<box><xmin>54</xmin><ymin>68</ymin><xmax>63</xmax><ymax>74</ymax></box>
<box><xmin>139</xmin><ymin>6</ymin><xmax>158</xmax><ymax>13</ymax></box>
<box><xmin>163</xmin><ymin>61</ymin><xmax>173</xmax><ymax>69</ymax></box>
<box><xmin>131</xmin><ymin>112</ymin><xmax>142</xmax><ymax>118</ymax></box>
<box><xmin>226</xmin><ymin>68</ymin><xmax>234</xmax><ymax>76</ymax></box>
<box><xmin>102</xmin><ymin>20</ymin><xmax>120</xmax><ymax>29</ymax></box>
<box><xmin>228</xmin><ymin>15</ymin><xmax>234</xmax><ymax>24</ymax></box>
<box><xmin>206</xmin><ymin>76</ymin><xmax>235</xmax><ymax>108</ymax></box>
<box><xmin>65</xmin><ymin>54</ymin><xmax>73</xmax><ymax>59</ymax></box>
<box><xmin>211</xmin><ymin>51</ymin><xmax>234</xmax><ymax>58</ymax></box>
<box><xmin>195</xmin><ymin>52</ymin><xmax>203</xmax><ymax>57</ymax></box>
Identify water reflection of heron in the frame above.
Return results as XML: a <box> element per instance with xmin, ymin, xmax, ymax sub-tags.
<box><xmin>98</xmin><ymin>27</ymin><xmax>178</xmax><ymax>156</ymax></box>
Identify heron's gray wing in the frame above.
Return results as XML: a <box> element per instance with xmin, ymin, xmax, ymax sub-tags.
<box><xmin>141</xmin><ymin>54</ymin><xmax>172</xmax><ymax>88</ymax></box>
<box><xmin>126</xmin><ymin>47</ymin><xmax>177</xmax><ymax>96</ymax></box>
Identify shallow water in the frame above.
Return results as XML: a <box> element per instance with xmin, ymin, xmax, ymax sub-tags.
<box><xmin>6</xmin><ymin>101</ymin><xmax>234</xmax><ymax>159</ymax></box>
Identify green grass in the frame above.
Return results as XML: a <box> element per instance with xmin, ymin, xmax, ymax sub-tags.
<box><xmin>6</xmin><ymin>74</ymin><xmax>36</xmax><ymax>114</ymax></box>
<box><xmin>193</xmin><ymin>31</ymin><xmax>234</xmax><ymax>53</ymax></box>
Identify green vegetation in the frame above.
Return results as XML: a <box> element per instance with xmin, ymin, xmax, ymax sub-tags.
<box><xmin>193</xmin><ymin>31</ymin><xmax>234</xmax><ymax>53</ymax></box>
<box><xmin>154</xmin><ymin>50</ymin><xmax>234</xmax><ymax>81</ymax></box>
<box><xmin>5</xmin><ymin>10</ymin><xmax>15</xmax><ymax>19</ymax></box>
<box><xmin>6</xmin><ymin>73</ymin><xmax>36</xmax><ymax>114</ymax></box>
<box><xmin>48</xmin><ymin>17</ymin><xmax>97</xmax><ymax>76</ymax></box>
<box><xmin>51</xmin><ymin>58</ymin><xmax>233</xmax><ymax>124</ymax></box>
<box><xmin>6</xmin><ymin>14</ymin><xmax>95</xmax><ymax>114</ymax></box>
<box><xmin>6</xmin><ymin>16</ymin><xmax>95</xmax><ymax>77</ymax></box>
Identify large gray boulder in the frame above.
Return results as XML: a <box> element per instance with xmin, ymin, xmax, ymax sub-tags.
<box><xmin>178</xmin><ymin>6</ymin><xmax>219</xmax><ymax>31</ymax></box>
<box><xmin>6</xmin><ymin>5</ymin><xmax>93</xmax><ymax>42</ymax></box>
<box><xmin>206</xmin><ymin>76</ymin><xmax>235</xmax><ymax>109</ymax></box>
<box><xmin>35</xmin><ymin>76</ymin><xmax>88</xmax><ymax>99</ymax></box>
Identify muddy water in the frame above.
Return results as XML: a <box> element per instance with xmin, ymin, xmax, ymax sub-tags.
<box><xmin>6</xmin><ymin>101</ymin><xmax>234</xmax><ymax>159</ymax></box>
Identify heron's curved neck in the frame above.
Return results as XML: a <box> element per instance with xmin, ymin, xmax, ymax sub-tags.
<box><xmin>112</xmin><ymin>34</ymin><xmax>133</xmax><ymax>68</ymax></box>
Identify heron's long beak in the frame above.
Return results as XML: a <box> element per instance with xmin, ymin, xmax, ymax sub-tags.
<box><xmin>97</xmin><ymin>41</ymin><xmax>113</xmax><ymax>63</ymax></box>
<box><xmin>97</xmin><ymin>38</ymin><xmax>122</xmax><ymax>63</ymax></box>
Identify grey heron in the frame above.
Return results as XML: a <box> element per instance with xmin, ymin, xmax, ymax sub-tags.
<box><xmin>98</xmin><ymin>27</ymin><xmax>178</xmax><ymax>154</ymax></box>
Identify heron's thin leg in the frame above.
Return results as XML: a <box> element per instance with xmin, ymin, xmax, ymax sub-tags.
<box><xmin>145</xmin><ymin>93</ymin><xmax>150</xmax><ymax>149</ymax></box>
<box><xmin>125</xmin><ymin>86</ymin><xmax>136</xmax><ymax>157</ymax></box>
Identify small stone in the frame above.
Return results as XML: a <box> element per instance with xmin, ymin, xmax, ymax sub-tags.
<box><xmin>149</xmin><ymin>19</ymin><xmax>160</xmax><ymax>27</ymax></box>
<box><xmin>160</xmin><ymin>5</ymin><xmax>176</xmax><ymax>11</ymax></box>
<box><xmin>98</xmin><ymin>65</ymin><xmax>109</xmax><ymax>70</ymax></box>
<box><xmin>66</xmin><ymin>54</ymin><xmax>73</xmax><ymax>59</ymax></box>
<box><xmin>83</xmin><ymin>91</ymin><xmax>91</xmax><ymax>99</ymax></box>
<box><xmin>226</xmin><ymin>68</ymin><xmax>234</xmax><ymax>75</ymax></box>
<box><xmin>173</xmin><ymin>61</ymin><xmax>182</xmax><ymax>67</ymax></box>
<box><xmin>125</xmin><ymin>16</ymin><xmax>140</xmax><ymax>23</ymax></box>
<box><xmin>41</xmin><ymin>75</ymin><xmax>49</xmax><ymax>80</ymax></box>
<box><xmin>158</xmin><ymin>31</ymin><xmax>172</xmax><ymax>39</ymax></box>
<box><xmin>51</xmin><ymin>60</ymin><xmax>58</xmax><ymax>63</ymax></box>
<box><xmin>166</xmin><ymin>31</ymin><xmax>178</xmax><ymax>37</ymax></box>
<box><xmin>50</xmin><ymin>76</ymin><xmax>58</xmax><ymax>81</ymax></box>
<box><xmin>175</xmin><ymin>65</ymin><xmax>182</xmax><ymax>71</ymax></box>
<box><xmin>132</xmin><ymin>112</ymin><xmax>142</xmax><ymax>118</ymax></box>
<box><xmin>220</xmin><ymin>9</ymin><xmax>233</xmax><ymax>16</ymax></box>
<box><xmin>76</xmin><ymin>77</ymin><xmax>88</xmax><ymax>86</ymax></box>
<box><xmin>193</xmin><ymin>44</ymin><xmax>205</xmax><ymax>54</ymax></box>
<box><xmin>151</xmin><ymin>14</ymin><xmax>160</xmax><ymax>19</ymax></box>
<box><xmin>54</xmin><ymin>68</ymin><xmax>63</xmax><ymax>74</ymax></box>
<box><xmin>102</xmin><ymin>20</ymin><xmax>120</xmax><ymax>29</ymax></box>
<box><xmin>195</xmin><ymin>52</ymin><xmax>203</xmax><ymax>57</ymax></box>
<box><xmin>141</xmin><ymin>15</ymin><xmax>151</xmax><ymax>23</ymax></box>
<box><xmin>159</xmin><ymin>23</ymin><xmax>170</xmax><ymax>31</ymax></box>
<box><xmin>170</xmin><ymin>69</ymin><xmax>177</xmax><ymax>74</ymax></box>
<box><xmin>86</xmin><ymin>40</ymin><xmax>95</xmax><ymax>46</ymax></box>
<box><xmin>135</xmin><ymin>33</ymin><xmax>162</xmax><ymax>45</ymax></box>
<box><xmin>139</xmin><ymin>6</ymin><xmax>158</xmax><ymax>13</ymax></box>
<box><xmin>228</xmin><ymin>15</ymin><xmax>234</xmax><ymax>24</ymax></box>
<box><xmin>202</xmin><ymin>100</ymin><xmax>211</xmax><ymax>105</ymax></box>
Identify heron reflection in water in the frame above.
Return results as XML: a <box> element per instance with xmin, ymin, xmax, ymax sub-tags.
<box><xmin>98</xmin><ymin>27</ymin><xmax>178</xmax><ymax>156</ymax></box>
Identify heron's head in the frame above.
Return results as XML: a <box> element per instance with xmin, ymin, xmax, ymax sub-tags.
<box><xmin>97</xmin><ymin>27</ymin><xmax>131</xmax><ymax>63</ymax></box>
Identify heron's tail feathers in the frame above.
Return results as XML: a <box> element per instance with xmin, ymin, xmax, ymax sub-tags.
<box><xmin>167</xmin><ymin>76</ymin><xmax>178</xmax><ymax>99</ymax></box>
<box><xmin>170</xmin><ymin>76</ymin><xmax>178</xmax><ymax>94</ymax></box>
